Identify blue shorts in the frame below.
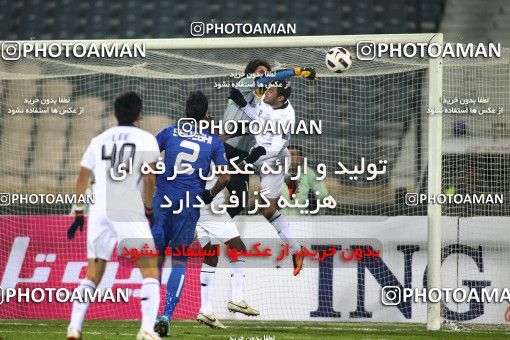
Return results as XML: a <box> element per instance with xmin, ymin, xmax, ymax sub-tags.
<box><xmin>151</xmin><ymin>193</ymin><xmax>201</xmax><ymax>253</ymax></box>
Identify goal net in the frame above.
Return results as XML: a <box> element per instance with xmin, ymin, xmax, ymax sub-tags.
<box><xmin>0</xmin><ymin>37</ymin><xmax>508</xmax><ymax>330</ymax></box>
<box><xmin>440</xmin><ymin>54</ymin><xmax>510</xmax><ymax>328</ymax></box>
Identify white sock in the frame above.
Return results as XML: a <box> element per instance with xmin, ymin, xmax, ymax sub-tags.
<box><xmin>69</xmin><ymin>278</ymin><xmax>96</xmax><ymax>331</ymax></box>
<box><xmin>140</xmin><ymin>278</ymin><xmax>160</xmax><ymax>333</ymax></box>
<box><xmin>200</xmin><ymin>263</ymin><xmax>216</xmax><ymax>315</ymax></box>
<box><xmin>230</xmin><ymin>260</ymin><xmax>245</xmax><ymax>302</ymax></box>
<box><xmin>268</xmin><ymin>211</ymin><xmax>300</xmax><ymax>254</ymax></box>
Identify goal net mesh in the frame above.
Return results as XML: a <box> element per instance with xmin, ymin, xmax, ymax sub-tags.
<box><xmin>0</xmin><ymin>44</ymin><xmax>508</xmax><ymax>328</ymax></box>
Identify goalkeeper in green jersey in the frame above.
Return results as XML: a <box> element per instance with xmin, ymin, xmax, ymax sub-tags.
<box><xmin>281</xmin><ymin>145</ymin><xmax>331</xmax><ymax>216</ymax></box>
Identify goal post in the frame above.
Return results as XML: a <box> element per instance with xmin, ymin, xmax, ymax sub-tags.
<box><xmin>426</xmin><ymin>33</ymin><xmax>443</xmax><ymax>331</ymax></box>
<box><xmin>12</xmin><ymin>33</ymin><xmax>442</xmax><ymax>49</ymax></box>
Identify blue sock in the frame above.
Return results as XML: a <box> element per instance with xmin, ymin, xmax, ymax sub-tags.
<box><xmin>163</xmin><ymin>262</ymin><xmax>187</xmax><ymax>318</ymax></box>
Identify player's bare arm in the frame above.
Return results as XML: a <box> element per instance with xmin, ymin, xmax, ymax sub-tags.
<box><xmin>202</xmin><ymin>168</ymin><xmax>230</xmax><ymax>205</ymax></box>
<box><xmin>67</xmin><ymin>166</ymin><xmax>91</xmax><ymax>240</ymax></box>
<box><xmin>142</xmin><ymin>162</ymin><xmax>157</xmax><ymax>225</ymax></box>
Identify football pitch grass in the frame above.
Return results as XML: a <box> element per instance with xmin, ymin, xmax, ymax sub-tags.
<box><xmin>0</xmin><ymin>320</ymin><xmax>509</xmax><ymax>340</ymax></box>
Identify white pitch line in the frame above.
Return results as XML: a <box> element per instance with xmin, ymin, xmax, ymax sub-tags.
<box><xmin>0</xmin><ymin>322</ymin><xmax>49</xmax><ymax>326</ymax></box>
<box><xmin>0</xmin><ymin>329</ymin><xmax>138</xmax><ymax>338</ymax></box>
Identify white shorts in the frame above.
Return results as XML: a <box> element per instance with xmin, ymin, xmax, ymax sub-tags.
<box><xmin>254</xmin><ymin>149</ymin><xmax>291</xmax><ymax>199</ymax></box>
<box><xmin>87</xmin><ymin>205</ymin><xmax>154</xmax><ymax>260</ymax></box>
<box><xmin>196</xmin><ymin>206</ymin><xmax>240</xmax><ymax>247</ymax></box>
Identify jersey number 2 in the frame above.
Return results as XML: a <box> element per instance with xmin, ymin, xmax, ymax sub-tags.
<box><xmin>174</xmin><ymin>140</ymin><xmax>200</xmax><ymax>174</ymax></box>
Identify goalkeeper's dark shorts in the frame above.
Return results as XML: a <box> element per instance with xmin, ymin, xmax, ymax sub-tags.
<box><xmin>224</xmin><ymin>143</ymin><xmax>249</xmax><ymax>218</ymax></box>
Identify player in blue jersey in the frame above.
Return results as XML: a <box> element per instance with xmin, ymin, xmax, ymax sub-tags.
<box><xmin>151</xmin><ymin>91</ymin><xmax>230</xmax><ymax>337</ymax></box>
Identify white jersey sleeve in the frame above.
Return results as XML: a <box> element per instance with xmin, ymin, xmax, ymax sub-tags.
<box><xmin>254</xmin><ymin>100</ymin><xmax>295</xmax><ymax>162</ymax></box>
<box><xmin>80</xmin><ymin>139</ymin><xmax>97</xmax><ymax>170</ymax></box>
<box><xmin>142</xmin><ymin>135</ymin><xmax>160</xmax><ymax>164</ymax></box>
<box><xmin>240</xmin><ymin>102</ymin><xmax>260</xmax><ymax>121</ymax></box>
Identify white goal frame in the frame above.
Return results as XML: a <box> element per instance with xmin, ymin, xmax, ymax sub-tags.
<box><xmin>8</xmin><ymin>33</ymin><xmax>444</xmax><ymax>330</ymax></box>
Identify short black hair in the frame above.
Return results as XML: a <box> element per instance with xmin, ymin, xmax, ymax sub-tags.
<box><xmin>244</xmin><ymin>59</ymin><xmax>271</xmax><ymax>76</ymax></box>
<box><xmin>185</xmin><ymin>91</ymin><xmax>208</xmax><ymax>120</ymax></box>
<box><xmin>269</xmin><ymin>80</ymin><xmax>291</xmax><ymax>102</ymax></box>
<box><xmin>114</xmin><ymin>92</ymin><xmax>142</xmax><ymax>125</ymax></box>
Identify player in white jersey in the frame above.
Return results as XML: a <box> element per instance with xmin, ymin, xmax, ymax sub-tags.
<box><xmin>229</xmin><ymin>80</ymin><xmax>304</xmax><ymax>276</ymax></box>
<box><xmin>195</xmin><ymin>146</ymin><xmax>265</xmax><ymax>329</ymax></box>
<box><xmin>66</xmin><ymin>92</ymin><xmax>162</xmax><ymax>340</ymax></box>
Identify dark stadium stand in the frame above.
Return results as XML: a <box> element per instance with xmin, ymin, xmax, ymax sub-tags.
<box><xmin>0</xmin><ymin>0</ymin><xmax>449</xmax><ymax>214</ymax></box>
<box><xmin>0</xmin><ymin>0</ymin><xmax>445</xmax><ymax>40</ymax></box>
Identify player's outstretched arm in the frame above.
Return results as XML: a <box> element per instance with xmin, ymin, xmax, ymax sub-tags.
<box><xmin>254</xmin><ymin>67</ymin><xmax>317</xmax><ymax>85</ymax></box>
<box><xmin>67</xmin><ymin>167</ymin><xmax>91</xmax><ymax>240</ymax></box>
<box><xmin>292</xmin><ymin>67</ymin><xmax>317</xmax><ymax>80</ymax></box>
<box><xmin>229</xmin><ymin>87</ymin><xmax>259</xmax><ymax>120</ymax></box>
<box><xmin>142</xmin><ymin>162</ymin><xmax>157</xmax><ymax>225</ymax></box>
<box><xmin>222</xmin><ymin>145</ymin><xmax>266</xmax><ymax>173</ymax></box>
<box><xmin>201</xmin><ymin>169</ymin><xmax>231</xmax><ymax>205</ymax></box>
<box><xmin>244</xmin><ymin>146</ymin><xmax>266</xmax><ymax>163</ymax></box>
<box><xmin>256</xmin><ymin>134</ymin><xmax>288</xmax><ymax>164</ymax></box>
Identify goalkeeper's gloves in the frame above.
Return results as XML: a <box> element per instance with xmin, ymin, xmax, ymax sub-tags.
<box><xmin>255</xmin><ymin>85</ymin><xmax>266</xmax><ymax>98</ymax></box>
<box><xmin>201</xmin><ymin>190</ymin><xmax>214</xmax><ymax>205</ymax></box>
<box><xmin>294</xmin><ymin>67</ymin><xmax>317</xmax><ymax>80</ymax></box>
<box><xmin>67</xmin><ymin>207</ymin><xmax>84</xmax><ymax>240</ymax></box>
<box><xmin>244</xmin><ymin>146</ymin><xmax>266</xmax><ymax>164</ymax></box>
<box><xmin>145</xmin><ymin>206</ymin><xmax>154</xmax><ymax>226</ymax></box>
<box><xmin>229</xmin><ymin>87</ymin><xmax>248</xmax><ymax>108</ymax></box>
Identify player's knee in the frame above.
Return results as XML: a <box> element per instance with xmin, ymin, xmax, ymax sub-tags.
<box><xmin>172</xmin><ymin>255</ymin><xmax>188</xmax><ymax>266</ymax></box>
<box><xmin>150</xmin><ymin>230</ymin><xmax>166</xmax><ymax>253</ymax></box>
<box><xmin>227</xmin><ymin>204</ymin><xmax>244</xmax><ymax>218</ymax></box>
<box><xmin>138</xmin><ymin>254</ymin><xmax>159</xmax><ymax>279</ymax></box>
<box><xmin>86</xmin><ymin>275</ymin><xmax>101</xmax><ymax>286</ymax></box>
<box><xmin>226</xmin><ymin>175</ymin><xmax>249</xmax><ymax>218</ymax></box>
<box><xmin>261</xmin><ymin>206</ymin><xmax>277</xmax><ymax>220</ymax></box>
<box><xmin>203</xmin><ymin>254</ymin><xmax>218</xmax><ymax>267</ymax></box>
<box><xmin>202</xmin><ymin>242</ymin><xmax>219</xmax><ymax>266</ymax></box>
<box><xmin>226</xmin><ymin>236</ymin><xmax>246</xmax><ymax>252</ymax></box>
<box><xmin>85</xmin><ymin>270</ymin><xmax>103</xmax><ymax>286</ymax></box>
<box><xmin>86</xmin><ymin>258</ymin><xmax>106</xmax><ymax>285</ymax></box>
<box><xmin>139</xmin><ymin>266</ymin><xmax>159</xmax><ymax>280</ymax></box>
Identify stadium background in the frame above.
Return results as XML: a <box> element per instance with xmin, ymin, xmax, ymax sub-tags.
<box><xmin>0</xmin><ymin>0</ymin><xmax>509</xmax><ymax>335</ymax></box>
<box><xmin>0</xmin><ymin>0</ymin><xmax>508</xmax><ymax>216</ymax></box>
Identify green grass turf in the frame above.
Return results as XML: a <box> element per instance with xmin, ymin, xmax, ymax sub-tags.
<box><xmin>0</xmin><ymin>320</ymin><xmax>509</xmax><ymax>340</ymax></box>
